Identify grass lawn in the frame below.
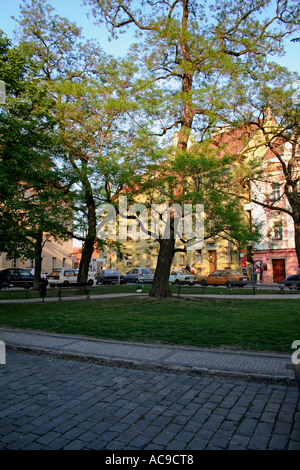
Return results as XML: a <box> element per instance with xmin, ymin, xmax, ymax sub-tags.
<box><xmin>0</xmin><ymin>294</ymin><xmax>299</xmax><ymax>354</ymax></box>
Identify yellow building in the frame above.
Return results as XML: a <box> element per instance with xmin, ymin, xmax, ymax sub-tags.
<box><xmin>100</xmin><ymin>132</ymin><xmax>248</xmax><ymax>276</ymax></box>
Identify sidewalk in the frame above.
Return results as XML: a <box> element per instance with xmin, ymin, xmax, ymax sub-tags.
<box><xmin>0</xmin><ymin>327</ymin><xmax>295</xmax><ymax>385</ymax></box>
<box><xmin>1</xmin><ymin>290</ymin><xmax>300</xmax><ymax>302</ymax></box>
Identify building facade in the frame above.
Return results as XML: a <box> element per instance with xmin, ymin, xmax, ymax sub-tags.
<box><xmin>0</xmin><ymin>237</ymin><xmax>74</xmax><ymax>274</ymax></box>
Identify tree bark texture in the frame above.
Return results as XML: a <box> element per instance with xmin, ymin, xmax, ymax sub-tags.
<box><xmin>149</xmin><ymin>236</ymin><xmax>176</xmax><ymax>297</ymax></box>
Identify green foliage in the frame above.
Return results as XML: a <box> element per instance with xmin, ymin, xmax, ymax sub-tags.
<box><xmin>0</xmin><ymin>30</ymin><xmax>73</xmax><ymax>261</ymax></box>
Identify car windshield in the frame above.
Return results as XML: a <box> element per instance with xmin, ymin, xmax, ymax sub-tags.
<box><xmin>49</xmin><ymin>270</ymin><xmax>62</xmax><ymax>276</ymax></box>
<box><xmin>228</xmin><ymin>270</ymin><xmax>242</xmax><ymax>276</ymax></box>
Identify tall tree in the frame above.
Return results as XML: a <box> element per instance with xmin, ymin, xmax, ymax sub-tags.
<box><xmin>15</xmin><ymin>0</ymin><xmax>160</xmax><ymax>284</ymax></box>
<box><xmin>86</xmin><ymin>0</ymin><xmax>300</xmax><ymax>296</ymax></box>
<box><xmin>0</xmin><ymin>31</ymin><xmax>73</xmax><ymax>289</ymax></box>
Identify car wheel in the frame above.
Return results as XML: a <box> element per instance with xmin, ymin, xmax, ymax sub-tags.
<box><xmin>87</xmin><ymin>279</ymin><xmax>94</xmax><ymax>286</ymax></box>
<box><xmin>200</xmin><ymin>280</ymin><xmax>207</xmax><ymax>286</ymax></box>
<box><xmin>289</xmin><ymin>283</ymin><xmax>299</xmax><ymax>290</ymax></box>
<box><xmin>174</xmin><ymin>279</ymin><xmax>180</xmax><ymax>285</ymax></box>
<box><xmin>135</xmin><ymin>278</ymin><xmax>140</xmax><ymax>284</ymax></box>
<box><xmin>23</xmin><ymin>282</ymin><xmax>30</xmax><ymax>289</ymax></box>
<box><xmin>63</xmin><ymin>280</ymin><xmax>69</xmax><ymax>285</ymax></box>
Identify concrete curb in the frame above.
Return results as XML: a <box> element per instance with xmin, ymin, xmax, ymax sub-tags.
<box><xmin>6</xmin><ymin>343</ymin><xmax>296</xmax><ymax>387</ymax></box>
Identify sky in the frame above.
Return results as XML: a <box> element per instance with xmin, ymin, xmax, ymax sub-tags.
<box><xmin>0</xmin><ymin>0</ymin><xmax>133</xmax><ymax>57</ymax></box>
<box><xmin>0</xmin><ymin>0</ymin><xmax>300</xmax><ymax>73</ymax></box>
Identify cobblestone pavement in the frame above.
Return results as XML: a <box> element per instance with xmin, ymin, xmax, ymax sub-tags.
<box><xmin>0</xmin><ymin>351</ymin><xmax>299</xmax><ymax>451</ymax></box>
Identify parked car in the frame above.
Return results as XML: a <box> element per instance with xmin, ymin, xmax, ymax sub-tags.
<box><xmin>124</xmin><ymin>268</ymin><xmax>154</xmax><ymax>284</ymax></box>
<box><xmin>198</xmin><ymin>269</ymin><xmax>249</xmax><ymax>287</ymax></box>
<box><xmin>95</xmin><ymin>269</ymin><xmax>127</xmax><ymax>285</ymax></box>
<box><xmin>283</xmin><ymin>274</ymin><xmax>300</xmax><ymax>290</ymax></box>
<box><xmin>74</xmin><ymin>269</ymin><xmax>96</xmax><ymax>286</ymax></box>
<box><xmin>0</xmin><ymin>268</ymin><xmax>34</xmax><ymax>289</ymax></box>
<box><xmin>27</xmin><ymin>268</ymin><xmax>48</xmax><ymax>279</ymax></box>
<box><xmin>47</xmin><ymin>268</ymin><xmax>95</xmax><ymax>287</ymax></box>
<box><xmin>169</xmin><ymin>269</ymin><xmax>196</xmax><ymax>285</ymax></box>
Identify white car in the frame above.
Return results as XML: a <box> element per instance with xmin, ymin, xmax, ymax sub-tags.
<box><xmin>169</xmin><ymin>269</ymin><xmax>196</xmax><ymax>285</ymax></box>
<box><xmin>47</xmin><ymin>268</ymin><xmax>95</xmax><ymax>287</ymax></box>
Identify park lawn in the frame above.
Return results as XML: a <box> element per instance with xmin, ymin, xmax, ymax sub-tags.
<box><xmin>0</xmin><ymin>296</ymin><xmax>299</xmax><ymax>354</ymax></box>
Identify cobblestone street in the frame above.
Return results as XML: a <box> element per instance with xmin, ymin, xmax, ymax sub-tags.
<box><xmin>1</xmin><ymin>351</ymin><xmax>299</xmax><ymax>451</ymax></box>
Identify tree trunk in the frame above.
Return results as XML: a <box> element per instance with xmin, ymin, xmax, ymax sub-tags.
<box><xmin>149</xmin><ymin>236</ymin><xmax>175</xmax><ymax>298</ymax></box>
<box><xmin>33</xmin><ymin>230</ymin><xmax>43</xmax><ymax>291</ymax></box>
<box><xmin>77</xmin><ymin>178</ymin><xmax>97</xmax><ymax>288</ymax></box>
<box><xmin>77</xmin><ymin>236</ymin><xmax>95</xmax><ymax>285</ymax></box>
<box><xmin>294</xmin><ymin>212</ymin><xmax>300</xmax><ymax>270</ymax></box>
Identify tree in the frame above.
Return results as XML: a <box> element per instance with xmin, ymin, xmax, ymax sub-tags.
<box><xmin>15</xmin><ymin>0</ymin><xmax>160</xmax><ymax>285</ymax></box>
<box><xmin>0</xmin><ymin>31</ymin><xmax>73</xmax><ymax>289</ymax></box>
<box><xmin>86</xmin><ymin>0</ymin><xmax>300</xmax><ymax>296</ymax></box>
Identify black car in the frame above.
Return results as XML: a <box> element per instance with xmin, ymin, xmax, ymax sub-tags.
<box><xmin>0</xmin><ymin>268</ymin><xmax>34</xmax><ymax>289</ymax></box>
<box><xmin>283</xmin><ymin>274</ymin><xmax>300</xmax><ymax>290</ymax></box>
<box><xmin>95</xmin><ymin>269</ymin><xmax>127</xmax><ymax>285</ymax></box>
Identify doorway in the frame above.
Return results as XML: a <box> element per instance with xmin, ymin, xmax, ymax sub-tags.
<box><xmin>272</xmin><ymin>259</ymin><xmax>286</xmax><ymax>282</ymax></box>
<box><xmin>208</xmin><ymin>250</ymin><xmax>217</xmax><ymax>274</ymax></box>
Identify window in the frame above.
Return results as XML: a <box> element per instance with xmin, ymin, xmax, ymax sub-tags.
<box><xmin>52</xmin><ymin>257</ymin><xmax>56</xmax><ymax>269</ymax></box>
<box><xmin>125</xmin><ymin>255</ymin><xmax>133</xmax><ymax>266</ymax></box>
<box><xmin>8</xmin><ymin>269</ymin><xmax>18</xmax><ymax>276</ymax></box>
<box><xmin>269</xmin><ymin>183</ymin><xmax>281</xmax><ymax>203</ymax></box>
<box><xmin>195</xmin><ymin>250</ymin><xmax>202</xmax><ymax>264</ymax></box>
<box><xmin>12</xmin><ymin>259</ymin><xmax>17</xmax><ymax>268</ymax></box>
<box><xmin>273</xmin><ymin>220</ymin><xmax>283</xmax><ymax>240</ymax></box>
<box><xmin>179</xmin><ymin>254</ymin><xmax>187</xmax><ymax>265</ymax></box>
<box><xmin>19</xmin><ymin>269</ymin><xmax>31</xmax><ymax>277</ymax></box>
<box><xmin>127</xmin><ymin>225</ymin><xmax>133</xmax><ymax>241</ymax></box>
<box><xmin>62</xmin><ymin>258</ymin><xmax>66</xmax><ymax>268</ymax></box>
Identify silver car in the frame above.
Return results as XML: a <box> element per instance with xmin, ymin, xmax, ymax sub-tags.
<box><xmin>124</xmin><ymin>268</ymin><xmax>154</xmax><ymax>284</ymax></box>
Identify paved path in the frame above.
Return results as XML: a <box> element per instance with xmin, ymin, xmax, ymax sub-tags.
<box><xmin>1</xmin><ymin>291</ymin><xmax>300</xmax><ymax>452</ymax></box>
<box><xmin>1</xmin><ymin>291</ymin><xmax>300</xmax><ymax>302</ymax></box>
<box><xmin>0</xmin><ymin>327</ymin><xmax>299</xmax><ymax>451</ymax></box>
<box><xmin>0</xmin><ymin>349</ymin><xmax>299</xmax><ymax>451</ymax></box>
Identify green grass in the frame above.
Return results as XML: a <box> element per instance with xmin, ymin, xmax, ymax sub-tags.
<box><xmin>0</xmin><ymin>294</ymin><xmax>299</xmax><ymax>354</ymax></box>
